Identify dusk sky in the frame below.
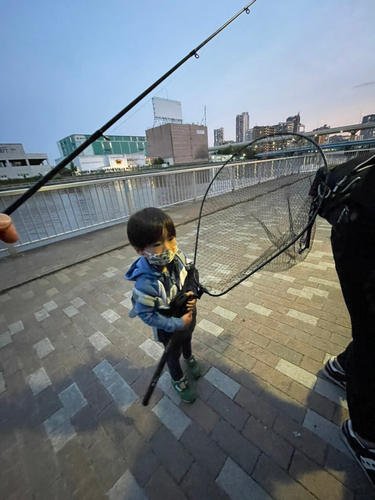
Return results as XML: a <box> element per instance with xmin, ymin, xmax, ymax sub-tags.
<box><xmin>1</xmin><ymin>0</ymin><xmax>374</xmax><ymax>162</ymax></box>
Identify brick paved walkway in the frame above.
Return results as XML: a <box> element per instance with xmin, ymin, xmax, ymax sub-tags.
<box><xmin>1</xmin><ymin>213</ymin><xmax>374</xmax><ymax>500</ymax></box>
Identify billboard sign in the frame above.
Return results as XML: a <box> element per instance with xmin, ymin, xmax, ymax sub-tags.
<box><xmin>152</xmin><ymin>97</ymin><xmax>183</xmax><ymax>122</ymax></box>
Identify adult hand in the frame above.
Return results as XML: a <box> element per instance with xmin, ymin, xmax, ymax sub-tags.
<box><xmin>0</xmin><ymin>214</ymin><xmax>19</xmax><ymax>244</ymax></box>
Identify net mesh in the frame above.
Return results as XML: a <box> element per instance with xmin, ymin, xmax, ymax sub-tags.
<box><xmin>194</xmin><ymin>133</ymin><xmax>327</xmax><ymax>295</ymax></box>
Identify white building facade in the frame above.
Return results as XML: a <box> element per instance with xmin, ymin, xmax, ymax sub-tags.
<box><xmin>0</xmin><ymin>143</ymin><xmax>52</xmax><ymax>180</ymax></box>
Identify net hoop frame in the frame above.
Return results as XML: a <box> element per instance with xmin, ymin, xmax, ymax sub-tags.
<box><xmin>194</xmin><ymin>132</ymin><xmax>329</xmax><ymax>296</ymax></box>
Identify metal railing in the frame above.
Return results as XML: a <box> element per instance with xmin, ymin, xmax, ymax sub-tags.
<box><xmin>0</xmin><ymin>148</ymin><xmax>372</xmax><ymax>257</ymax></box>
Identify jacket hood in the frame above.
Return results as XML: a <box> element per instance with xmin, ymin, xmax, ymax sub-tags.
<box><xmin>125</xmin><ymin>256</ymin><xmax>163</xmax><ymax>281</ymax></box>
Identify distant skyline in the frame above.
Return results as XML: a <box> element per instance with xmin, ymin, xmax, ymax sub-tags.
<box><xmin>1</xmin><ymin>0</ymin><xmax>375</xmax><ymax>163</ymax></box>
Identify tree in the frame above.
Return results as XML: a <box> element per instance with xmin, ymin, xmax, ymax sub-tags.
<box><xmin>69</xmin><ymin>161</ymin><xmax>78</xmax><ymax>175</ymax></box>
<box><xmin>152</xmin><ymin>157</ymin><xmax>164</xmax><ymax>165</ymax></box>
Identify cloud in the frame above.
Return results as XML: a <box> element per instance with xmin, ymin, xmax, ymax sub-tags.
<box><xmin>353</xmin><ymin>81</ymin><xmax>375</xmax><ymax>89</ymax></box>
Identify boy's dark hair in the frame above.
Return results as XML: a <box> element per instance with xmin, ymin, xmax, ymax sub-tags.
<box><xmin>127</xmin><ymin>207</ymin><xmax>176</xmax><ymax>249</ymax></box>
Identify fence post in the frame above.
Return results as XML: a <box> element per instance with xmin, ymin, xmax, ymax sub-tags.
<box><xmin>193</xmin><ymin>171</ymin><xmax>198</xmax><ymax>202</ymax></box>
<box><xmin>6</xmin><ymin>244</ymin><xmax>18</xmax><ymax>257</ymax></box>
<box><xmin>125</xmin><ymin>179</ymin><xmax>135</xmax><ymax>214</ymax></box>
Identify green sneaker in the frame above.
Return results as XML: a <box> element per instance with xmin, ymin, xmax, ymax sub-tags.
<box><xmin>185</xmin><ymin>355</ymin><xmax>201</xmax><ymax>379</ymax></box>
<box><xmin>171</xmin><ymin>376</ymin><xmax>196</xmax><ymax>403</ymax></box>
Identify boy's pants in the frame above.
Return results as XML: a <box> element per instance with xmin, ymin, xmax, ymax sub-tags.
<box><xmin>157</xmin><ymin>311</ymin><xmax>196</xmax><ymax>381</ymax></box>
<box><xmin>331</xmin><ymin>226</ymin><xmax>375</xmax><ymax>441</ymax></box>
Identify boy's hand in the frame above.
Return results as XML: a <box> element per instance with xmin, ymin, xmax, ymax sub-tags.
<box><xmin>182</xmin><ymin>310</ymin><xmax>193</xmax><ymax>327</ymax></box>
<box><xmin>185</xmin><ymin>291</ymin><xmax>197</xmax><ymax>311</ymax></box>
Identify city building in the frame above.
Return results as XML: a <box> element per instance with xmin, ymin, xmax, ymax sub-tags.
<box><xmin>286</xmin><ymin>113</ymin><xmax>301</xmax><ymax>133</ymax></box>
<box><xmin>277</xmin><ymin>122</ymin><xmax>294</xmax><ymax>133</ymax></box>
<box><xmin>214</xmin><ymin>128</ymin><xmax>225</xmax><ymax>146</ymax></box>
<box><xmin>236</xmin><ymin>112</ymin><xmax>249</xmax><ymax>143</ymax></box>
<box><xmin>55</xmin><ymin>134</ymin><xmax>148</xmax><ymax>173</ymax></box>
<box><xmin>0</xmin><ymin>143</ymin><xmax>52</xmax><ymax>180</ymax></box>
<box><xmin>245</xmin><ymin>129</ymin><xmax>253</xmax><ymax>142</ymax></box>
<box><xmin>71</xmin><ymin>153</ymin><xmax>146</xmax><ymax>174</ymax></box>
<box><xmin>328</xmin><ymin>135</ymin><xmax>350</xmax><ymax>144</ymax></box>
<box><xmin>252</xmin><ymin>125</ymin><xmax>276</xmax><ymax>141</ymax></box>
<box><xmin>146</xmin><ymin>123</ymin><xmax>208</xmax><ymax>165</ymax></box>
<box><xmin>313</xmin><ymin>124</ymin><xmax>331</xmax><ymax>145</ymax></box>
<box><xmin>362</xmin><ymin>114</ymin><xmax>375</xmax><ymax>140</ymax></box>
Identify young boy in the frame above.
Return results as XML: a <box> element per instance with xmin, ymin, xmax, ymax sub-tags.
<box><xmin>125</xmin><ymin>207</ymin><xmax>201</xmax><ymax>403</ymax></box>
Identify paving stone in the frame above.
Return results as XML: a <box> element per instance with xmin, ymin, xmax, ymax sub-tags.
<box><xmin>115</xmin><ymin>357</ymin><xmax>141</xmax><ymax>386</ymax></box>
<box><xmin>84</xmin><ymin>380</ymin><xmax>113</xmax><ymax>415</ymax></box>
<box><xmin>119</xmin><ymin>428</ymin><xmax>161</xmax><ymax>487</ymax></box>
<box><xmin>101</xmin><ymin>309</ymin><xmax>121</xmax><ymax>323</ymax></box>
<box><xmin>2</xmin><ymin>355</ymin><xmax>20</xmax><ymax>377</ymax></box>
<box><xmin>181</xmin><ymin>423</ymin><xmax>226</xmax><ymax>475</ymax></box>
<box><xmin>252</xmin><ymin>453</ymin><xmax>316</xmax><ymax>500</ymax></box>
<box><xmin>235</xmin><ymin>386</ymin><xmax>278</xmax><ymax>427</ymax></box>
<box><xmin>212</xmin><ymin>420</ymin><xmax>260</xmax><ymax>476</ymax></box>
<box><xmin>273</xmin><ymin>412</ymin><xmax>327</xmax><ymax>465</ymax></box>
<box><xmin>88</xmin><ymin>331</ymin><xmax>110</xmax><ymax>351</ymax></box>
<box><xmin>139</xmin><ymin>338</ymin><xmax>163</xmax><ymax>360</ymax></box>
<box><xmin>46</xmin><ymin>287</ymin><xmax>59</xmax><ymax>297</ymax></box>
<box><xmin>107</xmin><ymin>377</ymin><xmax>138</xmax><ymax>413</ymax></box>
<box><xmin>70</xmin><ymin>297</ymin><xmax>86</xmax><ymax>308</ymax></box>
<box><xmin>303</xmin><ymin>409</ymin><xmax>352</xmax><ymax>458</ymax></box>
<box><xmin>0</xmin><ymin>372</ymin><xmax>5</xmax><ymax>393</ymax></box>
<box><xmin>33</xmin><ymin>337</ymin><xmax>55</xmax><ymax>358</ymax></box>
<box><xmin>0</xmin><ymin>331</ymin><xmax>12</xmax><ymax>348</ymax></box>
<box><xmin>207</xmin><ymin>390</ymin><xmax>248</xmax><ymax>431</ymax></box>
<box><xmin>152</xmin><ymin>396</ymin><xmax>191</xmax><ymax>440</ymax></box>
<box><xmin>216</xmin><ymin>458</ymin><xmax>273</xmax><ymax>500</ymax></box>
<box><xmin>245</xmin><ymin>302</ymin><xmax>272</xmax><ymax>316</ymax></box>
<box><xmin>97</xmin><ymin>401</ymin><xmax>134</xmax><ymax>444</ymax></box>
<box><xmin>276</xmin><ymin>359</ymin><xmax>317</xmax><ymax>389</ymax></box>
<box><xmin>213</xmin><ymin>305</ymin><xmax>237</xmax><ymax>321</ymax></box>
<box><xmin>87</xmin><ymin>434</ymin><xmax>127</xmax><ymax>491</ymax></box>
<box><xmin>107</xmin><ymin>469</ymin><xmax>147</xmax><ymax>500</ymax></box>
<box><xmin>58</xmin><ymin>382</ymin><xmax>88</xmax><ymax>418</ymax></box>
<box><xmin>314</xmin><ymin>377</ymin><xmax>348</xmax><ymax>409</ymax></box>
<box><xmin>180</xmin><ymin>396</ymin><xmax>220</xmax><ymax>434</ymax></box>
<box><xmin>93</xmin><ymin>359</ymin><xmax>121</xmax><ymax>388</ymax></box>
<box><xmin>145</xmin><ymin>466</ymin><xmax>188</xmax><ymax>500</ymax></box>
<box><xmin>125</xmin><ymin>400</ymin><xmax>163</xmax><ymax>441</ymax></box>
<box><xmin>151</xmin><ymin>426</ymin><xmax>194</xmax><ymax>483</ymax></box>
<box><xmin>8</xmin><ymin>320</ymin><xmax>24</xmax><ymax>335</ymax></box>
<box><xmin>34</xmin><ymin>309</ymin><xmax>50</xmax><ymax>322</ymax></box>
<box><xmin>43</xmin><ymin>408</ymin><xmax>77</xmax><ymax>452</ymax></box>
<box><xmin>120</xmin><ymin>298</ymin><xmax>133</xmax><ymax>309</ymax></box>
<box><xmin>197</xmin><ymin>319</ymin><xmax>224</xmax><ymax>337</ymax></box>
<box><xmin>204</xmin><ymin>366</ymin><xmax>240</xmax><ymax>399</ymax></box>
<box><xmin>287</xmin><ymin>309</ymin><xmax>318</xmax><ymax>325</ymax></box>
<box><xmin>242</xmin><ymin>416</ymin><xmax>294</xmax><ymax>470</ymax></box>
<box><xmin>43</xmin><ymin>301</ymin><xmax>58</xmax><ymax>312</ymax></box>
<box><xmin>289</xmin><ymin>450</ymin><xmax>353</xmax><ymax>500</ymax></box>
<box><xmin>63</xmin><ymin>305</ymin><xmax>79</xmax><ymax>318</ymax></box>
<box><xmin>180</xmin><ymin>462</ymin><xmax>231</xmax><ymax>500</ymax></box>
<box><xmin>26</xmin><ymin>367</ymin><xmax>52</xmax><ymax>395</ymax></box>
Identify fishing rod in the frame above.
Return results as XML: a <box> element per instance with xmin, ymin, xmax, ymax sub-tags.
<box><xmin>2</xmin><ymin>0</ymin><xmax>257</xmax><ymax>218</ymax></box>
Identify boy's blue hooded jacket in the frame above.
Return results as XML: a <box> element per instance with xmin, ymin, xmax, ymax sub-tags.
<box><xmin>125</xmin><ymin>250</ymin><xmax>196</xmax><ymax>338</ymax></box>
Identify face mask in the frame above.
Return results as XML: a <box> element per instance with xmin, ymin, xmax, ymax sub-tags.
<box><xmin>145</xmin><ymin>246</ymin><xmax>177</xmax><ymax>266</ymax></box>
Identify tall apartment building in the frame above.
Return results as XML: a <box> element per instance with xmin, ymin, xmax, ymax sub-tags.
<box><xmin>214</xmin><ymin>128</ymin><xmax>225</xmax><ymax>146</ymax></box>
<box><xmin>286</xmin><ymin>113</ymin><xmax>301</xmax><ymax>133</ymax></box>
<box><xmin>236</xmin><ymin>112</ymin><xmax>249</xmax><ymax>143</ymax></box>
<box><xmin>362</xmin><ymin>114</ymin><xmax>375</xmax><ymax>140</ymax></box>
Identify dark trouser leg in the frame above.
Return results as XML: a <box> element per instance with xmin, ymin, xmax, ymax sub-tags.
<box><xmin>157</xmin><ymin>331</ymin><xmax>183</xmax><ymax>381</ymax></box>
<box><xmin>332</xmin><ymin>228</ymin><xmax>375</xmax><ymax>441</ymax></box>
<box><xmin>181</xmin><ymin>310</ymin><xmax>196</xmax><ymax>360</ymax></box>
